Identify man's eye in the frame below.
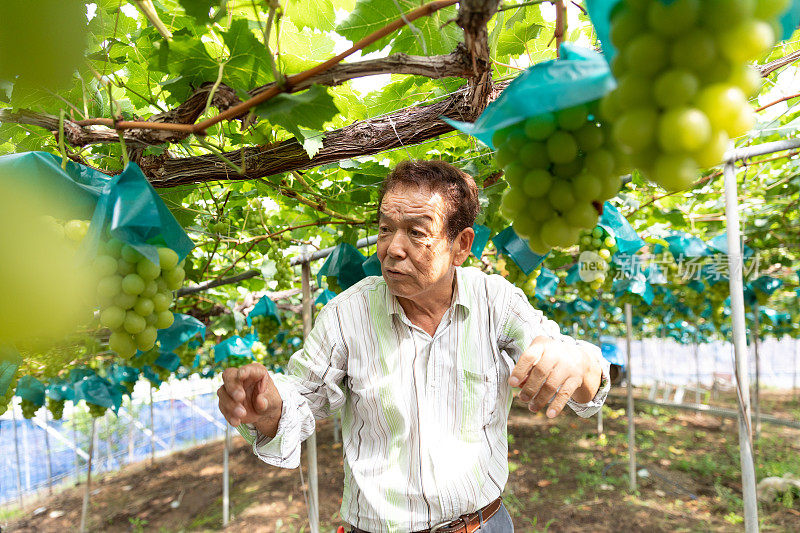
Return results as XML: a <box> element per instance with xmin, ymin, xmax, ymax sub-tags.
<box><xmin>410</xmin><ymin>229</ymin><xmax>424</xmax><ymax>237</ymax></box>
<box><xmin>379</xmin><ymin>226</ymin><xmax>391</xmax><ymax>233</ymax></box>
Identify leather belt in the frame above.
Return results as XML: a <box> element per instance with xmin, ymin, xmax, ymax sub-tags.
<box><xmin>350</xmin><ymin>496</ymin><xmax>503</xmax><ymax>533</ymax></box>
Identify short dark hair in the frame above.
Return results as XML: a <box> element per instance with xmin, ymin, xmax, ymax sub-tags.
<box><xmin>378</xmin><ymin>160</ymin><xmax>479</xmax><ymax>242</ymax></box>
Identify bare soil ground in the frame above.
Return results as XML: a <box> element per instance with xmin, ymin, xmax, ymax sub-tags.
<box><xmin>5</xmin><ymin>389</ymin><xmax>800</xmax><ymax>532</ymax></box>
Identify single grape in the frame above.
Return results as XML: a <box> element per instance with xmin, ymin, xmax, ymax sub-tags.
<box><xmin>657</xmin><ymin>107</ymin><xmax>711</xmax><ymax>152</ymax></box>
<box><xmin>100</xmin><ymin>306</ymin><xmax>126</xmax><ymax>330</ymax></box>
<box><xmin>556</xmin><ymin>104</ymin><xmax>588</xmax><ymax>131</ymax></box>
<box><xmin>546</xmin><ymin>131</ymin><xmax>578</xmax><ymax>164</ymax></box>
<box><xmin>653</xmin><ymin>70</ymin><xmax>699</xmax><ymax>108</ymax></box>
<box><xmin>612</xmin><ymin>108</ymin><xmax>657</xmax><ymax>152</ymax></box>
<box><xmin>524</xmin><ymin>113</ymin><xmax>557</xmax><ymax>141</ymax></box>
<box><xmin>157</xmin><ymin>247</ymin><xmax>180</xmax><ymax>270</ymax></box>
<box><xmin>521</xmin><ymin>169</ymin><xmax>553</xmax><ymax>198</ymax></box>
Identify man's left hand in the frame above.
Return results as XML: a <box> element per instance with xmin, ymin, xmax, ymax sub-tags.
<box><xmin>507</xmin><ymin>336</ymin><xmax>600</xmax><ymax>418</ymax></box>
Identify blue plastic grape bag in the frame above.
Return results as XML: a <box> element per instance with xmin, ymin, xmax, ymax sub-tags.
<box><xmin>444</xmin><ymin>44</ymin><xmax>616</xmax><ymax>149</ymax></box>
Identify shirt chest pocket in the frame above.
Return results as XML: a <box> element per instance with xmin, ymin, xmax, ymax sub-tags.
<box><xmin>458</xmin><ymin>356</ymin><xmax>499</xmax><ymax>435</ymax></box>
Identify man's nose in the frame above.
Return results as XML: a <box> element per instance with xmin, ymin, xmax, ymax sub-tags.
<box><xmin>386</xmin><ymin>231</ymin><xmax>407</xmax><ymax>259</ymax></box>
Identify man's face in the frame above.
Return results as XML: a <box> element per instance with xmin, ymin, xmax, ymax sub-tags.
<box><xmin>377</xmin><ymin>184</ymin><xmax>458</xmax><ymax>300</ymax></box>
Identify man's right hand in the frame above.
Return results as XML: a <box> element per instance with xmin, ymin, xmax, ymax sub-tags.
<box><xmin>217</xmin><ymin>363</ymin><xmax>283</xmax><ymax>438</ymax></box>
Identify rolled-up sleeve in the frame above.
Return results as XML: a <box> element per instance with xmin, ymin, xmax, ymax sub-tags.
<box><xmin>239</xmin><ymin>304</ymin><xmax>348</xmax><ymax>468</ymax></box>
<box><xmin>496</xmin><ymin>283</ymin><xmax>610</xmax><ymax>418</ymax></box>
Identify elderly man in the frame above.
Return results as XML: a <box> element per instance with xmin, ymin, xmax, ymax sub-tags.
<box><xmin>217</xmin><ymin>160</ymin><xmax>610</xmax><ymax>533</ymax></box>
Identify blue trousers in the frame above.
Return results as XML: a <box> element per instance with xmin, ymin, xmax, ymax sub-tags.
<box><xmin>479</xmin><ymin>502</ymin><xmax>514</xmax><ymax>532</ymax></box>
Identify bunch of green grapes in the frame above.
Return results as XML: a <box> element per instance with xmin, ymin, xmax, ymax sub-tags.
<box><xmin>495</xmin><ymin>256</ymin><xmax>541</xmax><ymax>297</ymax></box>
<box><xmin>496</xmin><ymin>100</ymin><xmax>626</xmax><ymax>253</ymax></box>
<box><xmin>250</xmin><ymin>341</ymin><xmax>268</xmax><ymax>364</ymax></box>
<box><xmin>602</xmin><ymin>0</ymin><xmax>785</xmax><ymax>190</ymax></box>
<box><xmin>578</xmin><ymin>226</ymin><xmax>618</xmax><ymax>290</ymax></box>
<box><xmin>47</xmin><ymin>397</ymin><xmax>65</xmax><ymax>420</ymax></box>
<box><xmin>21</xmin><ymin>398</ymin><xmax>41</xmax><ymax>419</ymax></box>
<box><xmin>94</xmin><ymin>239</ymin><xmax>184</xmax><ymax>359</ymax></box>
<box><xmin>0</xmin><ymin>369</ymin><xmax>20</xmax><ymax>416</ymax></box>
<box><xmin>86</xmin><ymin>401</ymin><xmax>107</xmax><ymax>418</ymax></box>
<box><xmin>175</xmin><ymin>344</ymin><xmax>196</xmax><ymax>369</ymax></box>
<box><xmin>121</xmin><ymin>380</ymin><xmax>136</xmax><ymax>394</ymax></box>
<box><xmin>264</xmin><ymin>236</ymin><xmax>293</xmax><ymax>290</ymax></box>
<box><xmin>325</xmin><ymin>276</ymin><xmax>343</xmax><ymax>294</ymax></box>
<box><xmin>252</xmin><ymin>315</ymin><xmax>280</xmax><ymax>342</ymax></box>
<box><xmin>208</xmin><ymin>217</ymin><xmax>231</xmax><ymax>236</ymax></box>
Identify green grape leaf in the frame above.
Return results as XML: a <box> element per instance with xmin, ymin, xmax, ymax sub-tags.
<box><xmin>285</xmin><ymin>0</ymin><xmax>336</xmax><ymax>32</ymax></box>
<box><xmin>337</xmin><ymin>0</ymin><xmax>461</xmax><ymax>56</ymax></box>
<box><xmin>299</xmin><ymin>128</ymin><xmax>326</xmax><ymax>159</ymax></box>
<box><xmin>254</xmin><ymin>84</ymin><xmax>339</xmax><ymax>142</ymax></box>
<box><xmin>178</xmin><ymin>0</ymin><xmax>219</xmax><ymax>23</ymax></box>
<box><xmin>496</xmin><ymin>22</ymin><xmax>543</xmax><ymax>56</ymax></box>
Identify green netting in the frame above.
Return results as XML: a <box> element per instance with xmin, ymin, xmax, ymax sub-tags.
<box><xmin>471</xmin><ymin>224</ymin><xmax>491</xmax><ymax>258</ymax></box>
<box><xmin>443</xmin><ymin>43</ymin><xmax>616</xmax><ymax>148</ymax></box>
<box><xmin>492</xmin><ymin>226</ymin><xmax>548</xmax><ymax>275</ymax></box>
<box><xmin>317</xmin><ymin>243</ymin><xmax>367</xmax><ymax>292</ymax></box>
<box><xmin>157</xmin><ymin>313</ymin><xmax>206</xmax><ymax>353</ymax></box>
<box><xmin>15</xmin><ymin>375</ymin><xmax>45</xmax><ymax>406</ymax></box>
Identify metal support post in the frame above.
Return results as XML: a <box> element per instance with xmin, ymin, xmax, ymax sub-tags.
<box><xmin>43</xmin><ymin>408</ymin><xmax>53</xmax><ymax>495</ymax></box>
<box><xmin>79</xmin><ymin>418</ymin><xmax>96</xmax><ymax>533</ymax></box>
<box><xmin>625</xmin><ymin>303</ymin><xmax>636</xmax><ymax>492</ymax></box>
<box><xmin>223</xmin><ymin>424</ymin><xmax>230</xmax><ymax>526</ymax></box>
<box><xmin>12</xmin><ymin>400</ymin><xmax>23</xmax><ymax>508</ymax></box>
<box><xmin>149</xmin><ymin>385</ymin><xmax>155</xmax><ymax>465</ymax></box>
<box><xmin>301</xmin><ymin>260</ymin><xmax>320</xmax><ymax>533</ymax></box>
<box><xmin>722</xmin><ymin>158</ymin><xmax>759</xmax><ymax>533</ymax></box>
<box><xmin>752</xmin><ymin>301</ymin><xmax>761</xmax><ymax>440</ymax></box>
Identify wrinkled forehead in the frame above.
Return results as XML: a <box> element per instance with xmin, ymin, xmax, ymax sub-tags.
<box><xmin>379</xmin><ymin>183</ymin><xmax>449</xmax><ymax>226</ymax></box>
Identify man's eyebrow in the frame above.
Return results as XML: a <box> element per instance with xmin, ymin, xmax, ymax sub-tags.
<box><xmin>378</xmin><ymin>212</ymin><xmax>433</xmax><ymax>226</ymax></box>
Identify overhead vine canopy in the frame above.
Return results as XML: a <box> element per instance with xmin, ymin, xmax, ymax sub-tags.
<box><xmin>0</xmin><ymin>0</ymin><xmax>798</xmax><ymax>342</ymax></box>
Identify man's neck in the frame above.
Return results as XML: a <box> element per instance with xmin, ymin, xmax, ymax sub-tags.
<box><xmin>396</xmin><ymin>269</ymin><xmax>456</xmax><ymax>336</ymax></box>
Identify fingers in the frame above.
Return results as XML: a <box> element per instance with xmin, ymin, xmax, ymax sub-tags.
<box><xmin>222</xmin><ymin>367</ymin><xmax>245</xmax><ymax>403</ymax></box>
<box><xmin>238</xmin><ymin>362</ymin><xmax>267</xmax><ymax>384</ymax></box>
<box><xmin>545</xmin><ymin>376</ymin><xmax>583</xmax><ymax>418</ymax></box>
<box><xmin>518</xmin><ymin>352</ymin><xmax>555</xmax><ymax>404</ymax></box>
<box><xmin>508</xmin><ymin>337</ymin><xmax>547</xmax><ymax>388</ymax></box>
<box><xmin>217</xmin><ymin>386</ymin><xmax>246</xmax><ymax>426</ymax></box>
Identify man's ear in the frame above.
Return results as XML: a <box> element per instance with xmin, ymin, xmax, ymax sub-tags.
<box><xmin>453</xmin><ymin>226</ymin><xmax>475</xmax><ymax>266</ymax></box>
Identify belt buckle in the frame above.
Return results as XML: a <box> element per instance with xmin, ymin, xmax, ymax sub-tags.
<box><xmin>430</xmin><ymin>517</ymin><xmax>464</xmax><ymax>533</ymax></box>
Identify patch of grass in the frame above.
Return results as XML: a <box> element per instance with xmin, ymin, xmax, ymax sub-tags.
<box><xmin>0</xmin><ymin>506</ymin><xmax>24</xmax><ymax>522</ymax></box>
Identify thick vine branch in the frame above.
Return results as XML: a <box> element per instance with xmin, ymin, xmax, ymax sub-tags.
<box><xmin>142</xmin><ymin>81</ymin><xmax>508</xmax><ymax>188</ymax></box>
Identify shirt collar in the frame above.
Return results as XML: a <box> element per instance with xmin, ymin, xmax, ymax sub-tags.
<box><xmin>384</xmin><ymin>267</ymin><xmax>471</xmax><ymax>316</ymax></box>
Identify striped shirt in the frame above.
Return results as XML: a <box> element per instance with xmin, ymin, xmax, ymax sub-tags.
<box><xmin>237</xmin><ymin>266</ymin><xmax>610</xmax><ymax>533</ymax></box>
